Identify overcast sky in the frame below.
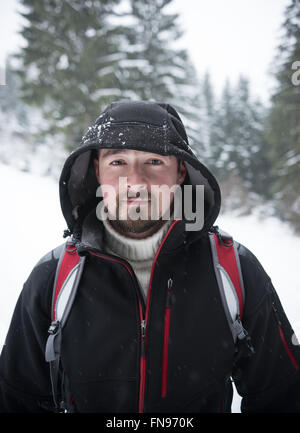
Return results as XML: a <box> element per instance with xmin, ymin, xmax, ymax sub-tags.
<box><xmin>172</xmin><ymin>0</ymin><xmax>288</xmax><ymax>103</ymax></box>
<box><xmin>0</xmin><ymin>0</ymin><xmax>289</xmax><ymax>104</ymax></box>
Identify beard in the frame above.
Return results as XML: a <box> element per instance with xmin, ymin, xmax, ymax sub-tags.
<box><xmin>111</xmin><ymin>216</ymin><xmax>161</xmax><ymax>234</ymax></box>
<box><xmin>106</xmin><ymin>193</ymin><xmax>174</xmax><ymax>235</ymax></box>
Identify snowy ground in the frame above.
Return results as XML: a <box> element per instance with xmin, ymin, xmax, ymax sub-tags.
<box><xmin>0</xmin><ymin>161</ymin><xmax>299</xmax><ymax>413</ymax></box>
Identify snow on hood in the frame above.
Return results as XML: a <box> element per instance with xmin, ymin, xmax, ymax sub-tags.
<box><xmin>59</xmin><ymin>100</ymin><xmax>221</xmax><ymax>242</ymax></box>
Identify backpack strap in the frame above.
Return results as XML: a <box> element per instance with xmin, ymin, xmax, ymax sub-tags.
<box><xmin>209</xmin><ymin>227</ymin><xmax>247</xmax><ymax>343</ymax></box>
<box><xmin>45</xmin><ymin>238</ymin><xmax>86</xmax><ymax>412</ymax></box>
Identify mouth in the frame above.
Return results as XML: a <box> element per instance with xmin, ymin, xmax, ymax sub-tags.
<box><xmin>124</xmin><ymin>199</ymin><xmax>151</xmax><ymax>205</ymax></box>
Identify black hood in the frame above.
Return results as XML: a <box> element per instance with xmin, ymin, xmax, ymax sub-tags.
<box><xmin>59</xmin><ymin>100</ymin><xmax>221</xmax><ymax>244</ymax></box>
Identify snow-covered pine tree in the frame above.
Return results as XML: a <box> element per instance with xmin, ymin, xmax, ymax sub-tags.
<box><xmin>229</xmin><ymin>77</ymin><xmax>269</xmax><ymax>197</ymax></box>
<box><xmin>15</xmin><ymin>0</ymin><xmax>123</xmax><ymax>149</ymax></box>
<box><xmin>208</xmin><ymin>77</ymin><xmax>267</xmax><ymax>202</ymax></box>
<box><xmin>201</xmin><ymin>71</ymin><xmax>216</xmax><ymax>162</ymax></box>
<box><xmin>264</xmin><ymin>0</ymin><xmax>300</xmax><ymax>232</ymax></box>
<box><xmin>0</xmin><ymin>56</ymin><xmax>33</xmax><ymax>170</ymax></box>
<box><xmin>209</xmin><ymin>79</ymin><xmax>236</xmax><ymax>181</ymax></box>
<box><xmin>117</xmin><ymin>0</ymin><xmax>205</xmax><ymax>154</ymax></box>
<box><xmin>15</xmin><ymin>0</ymin><xmax>205</xmax><ymax>156</ymax></box>
<box><xmin>0</xmin><ymin>56</ymin><xmax>28</xmax><ymax>127</ymax></box>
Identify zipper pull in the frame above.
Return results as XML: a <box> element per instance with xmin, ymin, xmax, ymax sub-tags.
<box><xmin>234</xmin><ymin>315</ymin><xmax>247</xmax><ymax>340</ymax></box>
<box><xmin>141</xmin><ymin>320</ymin><xmax>146</xmax><ymax>338</ymax></box>
<box><xmin>141</xmin><ymin>320</ymin><xmax>146</xmax><ymax>357</ymax></box>
<box><xmin>234</xmin><ymin>315</ymin><xmax>255</xmax><ymax>355</ymax></box>
<box><xmin>166</xmin><ymin>278</ymin><xmax>173</xmax><ymax>308</ymax></box>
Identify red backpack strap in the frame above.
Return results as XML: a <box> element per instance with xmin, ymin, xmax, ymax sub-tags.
<box><xmin>51</xmin><ymin>239</ymin><xmax>82</xmax><ymax>323</ymax></box>
<box><xmin>45</xmin><ymin>238</ymin><xmax>86</xmax><ymax>411</ymax></box>
<box><xmin>209</xmin><ymin>227</ymin><xmax>247</xmax><ymax>343</ymax></box>
<box><xmin>211</xmin><ymin>229</ymin><xmax>245</xmax><ymax>319</ymax></box>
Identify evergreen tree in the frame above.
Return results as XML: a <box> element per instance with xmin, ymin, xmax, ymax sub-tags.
<box><xmin>200</xmin><ymin>71</ymin><xmax>215</xmax><ymax>162</ymax></box>
<box><xmin>264</xmin><ymin>0</ymin><xmax>300</xmax><ymax>230</ymax></box>
<box><xmin>16</xmin><ymin>0</ymin><xmax>122</xmax><ymax>148</ymax></box>
<box><xmin>209</xmin><ymin>77</ymin><xmax>268</xmax><ymax>196</ymax></box>
<box><xmin>15</xmin><ymin>0</ymin><xmax>204</xmax><ymax>154</ymax></box>
<box><xmin>118</xmin><ymin>0</ymin><xmax>205</xmax><ymax>153</ymax></box>
<box><xmin>209</xmin><ymin>79</ymin><xmax>236</xmax><ymax>181</ymax></box>
<box><xmin>231</xmin><ymin>77</ymin><xmax>270</xmax><ymax>197</ymax></box>
<box><xmin>0</xmin><ymin>56</ymin><xmax>28</xmax><ymax>128</ymax></box>
<box><xmin>0</xmin><ymin>55</ymin><xmax>33</xmax><ymax>170</ymax></box>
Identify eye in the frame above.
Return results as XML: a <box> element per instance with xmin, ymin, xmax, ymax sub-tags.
<box><xmin>147</xmin><ymin>159</ymin><xmax>162</xmax><ymax>165</ymax></box>
<box><xmin>110</xmin><ymin>160</ymin><xmax>125</xmax><ymax>166</ymax></box>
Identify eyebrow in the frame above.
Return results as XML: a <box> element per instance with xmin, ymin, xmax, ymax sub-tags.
<box><xmin>100</xmin><ymin>149</ymin><xmax>126</xmax><ymax>159</ymax></box>
<box><xmin>100</xmin><ymin>149</ymin><xmax>170</xmax><ymax>161</ymax></box>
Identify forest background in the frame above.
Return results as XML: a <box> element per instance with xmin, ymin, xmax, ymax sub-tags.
<box><xmin>0</xmin><ymin>0</ymin><xmax>299</xmax><ymax>232</ymax></box>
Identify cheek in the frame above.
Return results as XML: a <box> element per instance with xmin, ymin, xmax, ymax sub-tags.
<box><xmin>99</xmin><ymin>168</ymin><xmax>119</xmax><ymax>188</ymax></box>
<box><xmin>149</xmin><ymin>165</ymin><xmax>178</xmax><ymax>185</ymax></box>
<box><xmin>99</xmin><ymin>170</ymin><xmax>119</xmax><ymax>209</ymax></box>
<box><xmin>159</xmin><ymin>169</ymin><xmax>180</xmax><ymax>188</ymax></box>
<box><xmin>150</xmin><ymin>171</ymin><xmax>180</xmax><ymax>213</ymax></box>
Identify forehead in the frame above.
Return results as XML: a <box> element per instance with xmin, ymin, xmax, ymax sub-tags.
<box><xmin>99</xmin><ymin>148</ymin><xmax>172</xmax><ymax>160</ymax></box>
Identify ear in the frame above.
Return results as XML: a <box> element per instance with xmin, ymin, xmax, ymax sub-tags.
<box><xmin>178</xmin><ymin>161</ymin><xmax>187</xmax><ymax>185</ymax></box>
<box><xmin>94</xmin><ymin>157</ymin><xmax>100</xmax><ymax>184</ymax></box>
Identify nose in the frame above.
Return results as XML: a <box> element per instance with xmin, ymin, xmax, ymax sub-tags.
<box><xmin>126</xmin><ymin>164</ymin><xmax>148</xmax><ymax>193</ymax></box>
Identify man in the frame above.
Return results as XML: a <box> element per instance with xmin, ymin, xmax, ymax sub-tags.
<box><xmin>0</xmin><ymin>100</ymin><xmax>299</xmax><ymax>412</ymax></box>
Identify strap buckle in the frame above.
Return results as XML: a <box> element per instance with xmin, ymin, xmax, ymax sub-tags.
<box><xmin>48</xmin><ymin>321</ymin><xmax>60</xmax><ymax>335</ymax></box>
<box><xmin>210</xmin><ymin>225</ymin><xmax>233</xmax><ymax>247</ymax></box>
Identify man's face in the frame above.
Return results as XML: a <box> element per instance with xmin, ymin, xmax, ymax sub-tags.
<box><xmin>94</xmin><ymin>149</ymin><xmax>186</xmax><ymax>237</ymax></box>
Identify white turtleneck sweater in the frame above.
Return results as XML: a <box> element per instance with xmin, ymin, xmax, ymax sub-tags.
<box><xmin>101</xmin><ymin>213</ymin><xmax>174</xmax><ymax>301</ymax></box>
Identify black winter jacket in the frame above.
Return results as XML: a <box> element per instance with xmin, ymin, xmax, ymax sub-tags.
<box><xmin>0</xmin><ymin>101</ymin><xmax>299</xmax><ymax>413</ymax></box>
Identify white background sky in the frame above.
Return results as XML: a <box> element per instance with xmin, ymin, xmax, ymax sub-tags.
<box><xmin>0</xmin><ymin>0</ymin><xmax>289</xmax><ymax>104</ymax></box>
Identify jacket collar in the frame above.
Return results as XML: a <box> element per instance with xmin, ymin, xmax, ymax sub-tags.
<box><xmin>78</xmin><ymin>209</ymin><xmax>206</xmax><ymax>257</ymax></box>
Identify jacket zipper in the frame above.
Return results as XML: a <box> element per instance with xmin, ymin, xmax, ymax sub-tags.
<box><xmin>139</xmin><ymin>316</ymin><xmax>147</xmax><ymax>413</ymax></box>
<box><xmin>87</xmin><ymin>219</ymin><xmax>180</xmax><ymax>413</ymax></box>
<box><xmin>161</xmin><ymin>278</ymin><xmax>173</xmax><ymax>398</ymax></box>
<box><xmin>138</xmin><ymin>220</ymin><xmax>180</xmax><ymax>413</ymax></box>
<box><xmin>87</xmin><ymin>250</ymin><xmax>146</xmax><ymax>411</ymax></box>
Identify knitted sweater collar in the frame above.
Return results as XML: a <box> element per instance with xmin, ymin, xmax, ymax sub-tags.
<box><xmin>102</xmin><ymin>214</ymin><xmax>173</xmax><ymax>261</ymax></box>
